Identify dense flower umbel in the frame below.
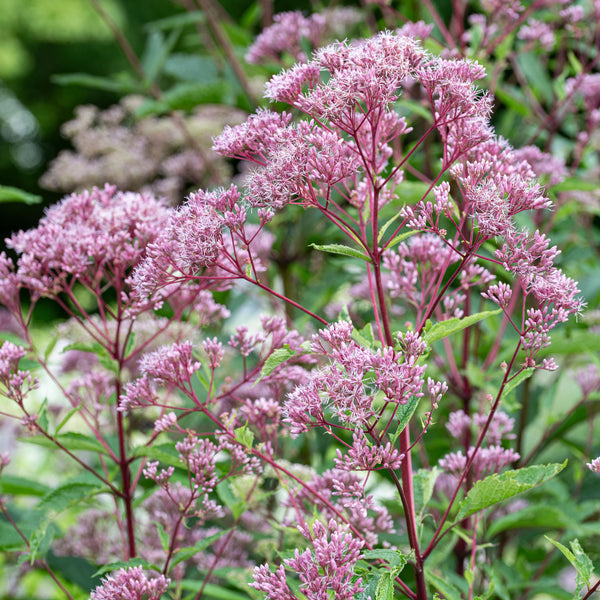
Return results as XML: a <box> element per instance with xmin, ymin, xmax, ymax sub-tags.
<box><xmin>251</xmin><ymin>519</ymin><xmax>364</xmax><ymax>600</ymax></box>
<box><xmin>6</xmin><ymin>185</ymin><xmax>171</xmax><ymax>300</ymax></box>
<box><xmin>284</xmin><ymin>322</ymin><xmax>439</xmax><ymax>433</ymax></box>
<box><xmin>90</xmin><ymin>566</ymin><xmax>170</xmax><ymax>600</ymax></box>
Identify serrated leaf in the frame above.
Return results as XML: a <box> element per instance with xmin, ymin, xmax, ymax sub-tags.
<box><xmin>93</xmin><ymin>557</ymin><xmax>158</xmax><ymax>578</ymax></box>
<box><xmin>0</xmin><ymin>185</ymin><xmax>41</xmax><ymax>205</ymax></box>
<box><xmin>376</xmin><ymin>572</ymin><xmax>394</xmax><ymax>600</ymax></box>
<box><xmin>170</xmin><ymin>530</ymin><xmax>229</xmax><ymax>567</ymax></box>
<box><xmin>310</xmin><ymin>243</ymin><xmax>370</xmax><ymax>262</ymax></box>
<box><xmin>545</xmin><ymin>537</ymin><xmax>594</xmax><ymax>590</ymax></box>
<box><xmin>362</xmin><ymin>549</ymin><xmax>407</xmax><ymax>567</ymax></box>
<box><xmin>233</xmin><ymin>424</ymin><xmax>254</xmax><ymax>450</ymax></box>
<box><xmin>132</xmin><ymin>443</ymin><xmax>181</xmax><ymax>468</ymax></box>
<box><xmin>424</xmin><ymin>309</ymin><xmax>502</xmax><ymax>346</ymax></box>
<box><xmin>255</xmin><ymin>347</ymin><xmax>296</xmax><ymax>384</ymax></box>
<box><xmin>456</xmin><ymin>461</ymin><xmax>567</xmax><ymax>521</ymax></box>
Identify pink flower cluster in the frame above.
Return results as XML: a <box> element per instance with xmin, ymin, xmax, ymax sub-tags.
<box><xmin>251</xmin><ymin>519</ymin><xmax>364</xmax><ymax>600</ymax></box>
<box><xmin>5</xmin><ymin>185</ymin><xmax>170</xmax><ymax>300</ymax></box>
<box><xmin>284</xmin><ymin>322</ymin><xmax>437</xmax><ymax>433</ymax></box>
<box><xmin>90</xmin><ymin>566</ymin><xmax>170</xmax><ymax>600</ymax></box>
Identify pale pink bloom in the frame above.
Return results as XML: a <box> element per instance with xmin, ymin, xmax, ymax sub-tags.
<box><xmin>90</xmin><ymin>566</ymin><xmax>170</xmax><ymax>600</ymax></box>
<box><xmin>587</xmin><ymin>457</ymin><xmax>600</xmax><ymax>474</ymax></box>
<box><xmin>518</xmin><ymin>19</ymin><xmax>555</xmax><ymax>50</ymax></box>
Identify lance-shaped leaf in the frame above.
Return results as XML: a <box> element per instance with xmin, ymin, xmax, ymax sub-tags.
<box><xmin>545</xmin><ymin>537</ymin><xmax>594</xmax><ymax>595</ymax></box>
<box><xmin>310</xmin><ymin>243</ymin><xmax>370</xmax><ymax>262</ymax></box>
<box><xmin>424</xmin><ymin>309</ymin><xmax>502</xmax><ymax>346</ymax></box>
<box><xmin>456</xmin><ymin>461</ymin><xmax>567</xmax><ymax>521</ymax></box>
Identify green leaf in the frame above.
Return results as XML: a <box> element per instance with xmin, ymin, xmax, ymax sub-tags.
<box><xmin>93</xmin><ymin>557</ymin><xmax>158</xmax><ymax>578</ymax></box>
<box><xmin>161</xmin><ymin>81</ymin><xmax>229</xmax><ymax>110</ymax></box>
<box><xmin>546</xmin><ymin>537</ymin><xmax>594</xmax><ymax>593</ymax></box>
<box><xmin>216</xmin><ymin>481</ymin><xmax>247</xmax><ymax>520</ymax></box>
<box><xmin>456</xmin><ymin>461</ymin><xmax>567</xmax><ymax>521</ymax></box>
<box><xmin>145</xmin><ymin>10</ymin><xmax>206</xmax><ymax>31</ymax></box>
<box><xmin>310</xmin><ymin>243</ymin><xmax>370</xmax><ymax>262</ymax></box>
<box><xmin>395</xmin><ymin>98</ymin><xmax>433</xmax><ymax>122</ymax></box>
<box><xmin>255</xmin><ymin>346</ymin><xmax>296</xmax><ymax>384</ymax></box>
<box><xmin>413</xmin><ymin>467</ymin><xmax>441</xmax><ymax>515</ymax></box>
<box><xmin>516</xmin><ymin>52</ymin><xmax>554</xmax><ymax>106</ymax></box>
<box><xmin>499</xmin><ymin>367</ymin><xmax>535</xmax><ymax>404</ymax></box>
<box><xmin>142</xmin><ymin>28</ymin><xmax>180</xmax><ymax>85</ymax></box>
<box><xmin>537</xmin><ymin>330</ymin><xmax>600</xmax><ymax>357</ymax></box>
<box><xmin>552</xmin><ymin>177</ymin><xmax>600</xmax><ymax>193</ymax></box>
<box><xmin>233</xmin><ymin>424</ymin><xmax>254</xmax><ymax>450</ymax></box>
<box><xmin>51</xmin><ymin>72</ymin><xmax>138</xmax><ymax>94</ymax></box>
<box><xmin>164</xmin><ymin>54</ymin><xmax>218</xmax><ymax>83</ymax></box>
<box><xmin>487</xmin><ymin>504</ymin><xmax>572</xmax><ymax>538</ymax></box>
<box><xmin>494</xmin><ymin>86</ymin><xmax>531</xmax><ymax>117</ymax></box>
<box><xmin>123</xmin><ymin>332</ymin><xmax>137</xmax><ymax>360</ymax></box>
<box><xmin>362</xmin><ymin>549</ymin><xmax>407</xmax><ymax>568</ymax></box>
<box><xmin>0</xmin><ymin>185</ymin><xmax>41</xmax><ymax>205</ymax></box>
<box><xmin>383</xmin><ymin>228</ymin><xmax>419</xmax><ymax>250</ymax></box>
<box><xmin>0</xmin><ymin>475</ymin><xmax>50</xmax><ymax>497</ymax></box>
<box><xmin>425</xmin><ymin>570</ymin><xmax>462</xmax><ymax>600</ymax></box>
<box><xmin>62</xmin><ymin>341</ymin><xmax>119</xmax><ymax>375</ymax></box>
<box><xmin>375</xmin><ymin>572</ymin><xmax>394</xmax><ymax>600</ymax></box>
<box><xmin>0</xmin><ymin>520</ymin><xmax>27</xmax><ymax>551</ymax></box>
<box><xmin>44</xmin><ymin>333</ymin><xmax>59</xmax><ymax>362</ymax></box>
<box><xmin>132</xmin><ymin>443</ymin><xmax>181</xmax><ymax>468</ymax></box>
<box><xmin>352</xmin><ymin>323</ymin><xmax>377</xmax><ymax>349</ymax></box>
<box><xmin>395</xmin><ymin>395</ymin><xmax>420</xmax><ymax>435</ymax></box>
<box><xmin>423</xmin><ymin>309</ymin><xmax>502</xmax><ymax>346</ymax></box>
<box><xmin>37</xmin><ymin>397</ymin><xmax>49</xmax><ymax>431</ymax></box>
<box><xmin>22</xmin><ymin>432</ymin><xmax>110</xmax><ymax>455</ymax></box>
<box><xmin>170</xmin><ymin>530</ymin><xmax>229</xmax><ymax>568</ymax></box>
<box><xmin>155</xmin><ymin>521</ymin><xmax>170</xmax><ymax>552</ymax></box>
<box><xmin>30</xmin><ymin>478</ymin><xmax>103</xmax><ymax>563</ymax></box>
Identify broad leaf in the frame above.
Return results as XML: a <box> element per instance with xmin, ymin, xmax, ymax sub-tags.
<box><xmin>425</xmin><ymin>570</ymin><xmax>462</xmax><ymax>600</ymax></box>
<box><xmin>424</xmin><ymin>309</ymin><xmax>502</xmax><ymax>345</ymax></box>
<box><xmin>30</xmin><ymin>478</ymin><xmax>103</xmax><ymax>562</ymax></box>
<box><xmin>546</xmin><ymin>537</ymin><xmax>594</xmax><ymax>594</ymax></box>
<box><xmin>499</xmin><ymin>367</ymin><xmax>535</xmax><ymax>404</ymax></box>
<box><xmin>456</xmin><ymin>461</ymin><xmax>567</xmax><ymax>521</ymax></box>
<box><xmin>310</xmin><ymin>243</ymin><xmax>370</xmax><ymax>262</ymax></box>
<box><xmin>255</xmin><ymin>346</ymin><xmax>296</xmax><ymax>384</ymax></box>
<box><xmin>376</xmin><ymin>572</ymin><xmax>394</xmax><ymax>600</ymax></box>
<box><xmin>170</xmin><ymin>530</ymin><xmax>229</xmax><ymax>567</ymax></box>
